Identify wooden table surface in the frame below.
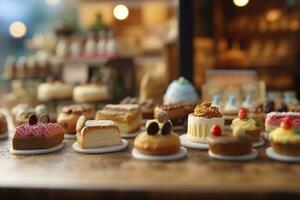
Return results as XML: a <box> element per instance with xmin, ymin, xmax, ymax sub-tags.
<box><xmin>1</xmin><ymin>113</ymin><xmax>300</xmax><ymax>199</ymax></box>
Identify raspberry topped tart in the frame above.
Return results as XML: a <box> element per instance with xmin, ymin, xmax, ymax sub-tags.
<box><xmin>12</xmin><ymin>114</ymin><xmax>64</xmax><ymax>150</ymax></box>
<box><xmin>187</xmin><ymin>102</ymin><xmax>224</xmax><ymax>143</ymax></box>
<box><xmin>231</xmin><ymin>108</ymin><xmax>261</xmax><ymax>142</ymax></box>
<box><xmin>208</xmin><ymin>125</ymin><xmax>253</xmax><ymax>156</ymax></box>
<box><xmin>268</xmin><ymin>117</ymin><xmax>300</xmax><ymax>156</ymax></box>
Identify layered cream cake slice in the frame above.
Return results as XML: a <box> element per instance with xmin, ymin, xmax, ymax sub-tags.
<box><xmin>95</xmin><ymin>104</ymin><xmax>142</xmax><ymax>133</ymax></box>
<box><xmin>76</xmin><ymin>116</ymin><xmax>122</xmax><ymax>149</ymax></box>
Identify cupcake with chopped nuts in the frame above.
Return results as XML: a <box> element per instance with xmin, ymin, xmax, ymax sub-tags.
<box><xmin>187</xmin><ymin>102</ymin><xmax>224</xmax><ymax>143</ymax></box>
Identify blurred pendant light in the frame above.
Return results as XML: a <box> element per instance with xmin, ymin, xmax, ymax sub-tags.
<box><xmin>9</xmin><ymin>21</ymin><xmax>27</xmax><ymax>38</ymax></box>
<box><xmin>45</xmin><ymin>0</ymin><xmax>61</xmax><ymax>6</ymax></box>
<box><xmin>113</xmin><ymin>4</ymin><xmax>129</xmax><ymax>20</ymax></box>
<box><xmin>233</xmin><ymin>0</ymin><xmax>249</xmax><ymax>7</ymax></box>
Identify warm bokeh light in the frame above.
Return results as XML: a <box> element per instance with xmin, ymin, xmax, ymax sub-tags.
<box><xmin>266</xmin><ymin>9</ymin><xmax>282</xmax><ymax>22</ymax></box>
<box><xmin>233</xmin><ymin>0</ymin><xmax>249</xmax><ymax>7</ymax></box>
<box><xmin>113</xmin><ymin>4</ymin><xmax>129</xmax><ymax>20</ymax></box>
<box><xmin>9</xmin><ymin>21</ymin><xmax>27</xmax><ymax>38</ymax></box>
<box><xmin>45</xmin><ymin>0</ymin><xmax>61</xmax><ymax>6</ymax></box>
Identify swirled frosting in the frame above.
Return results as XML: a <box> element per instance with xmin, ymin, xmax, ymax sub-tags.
<box><xmin>231</xmin><ymin>118</ymin><xmax>257</xmax><ymax>131</ymax></box>
<box><xmin>269</xmin><ymin>127</ymin><xmax>300</xmax><ymax>143</ymax></box>
<box><xmin>15</xmin><ymin>122</ymin><xmax>64</xmax><ymax>137</ymax></box>
<box><xmin>193</xmin><ymin>102</ymin><xmax>222</xmax><ymax>119</ymax></box>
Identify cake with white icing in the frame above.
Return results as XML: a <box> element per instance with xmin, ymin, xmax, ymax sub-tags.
<box><xmin>187</xmin><ymin>102</ymin><xmax>224</xmax><ymax>143</ymax></box>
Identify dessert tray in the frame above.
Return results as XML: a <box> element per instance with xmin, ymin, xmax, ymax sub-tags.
<box><xmin>208</xmin><ymin>149</ymin><xmax>258</xmax><ymax>161</ymax></box>
<box><xmin>253</xmin><ymin>137</ymin><xmax>265</xmax><ymax>148</ymax></box>
<box><xmin>179</xmin><ymin>134</ymin><xmax>209</xmax><ymax>150</ymax></box>
<box><xmin>72</xmin><ymin>139</ymin><xmax>128</xmax><ymax>154</ymax></box>
<box><xmin>10</xmin><ymin>143</ymin><xmax>64</xmax><ymax>155</ymax></box>
<box><xmin>266</xmin><ymin>147</ymin><xmax>300</xmax><ymax>162</ymax></box>
<box><xmin>0</xmin><ymin>132</ymin><xmax>8</xmax><ymax>140</ymax></box>
<box><xmin>131</xmin><ymin>147</ymin><xmax>187</xmax><ymax>161</ymax></box>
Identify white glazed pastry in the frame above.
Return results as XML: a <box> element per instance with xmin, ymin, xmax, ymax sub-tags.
<box><xmin>38</xmin><ymin>81</ymin><xmax>73</xmax><ymax>101</ymax></box>
<box><xmin>164</xmin><ymin>77</ymin><xmax>199</xmax><ymax>105</ymax></box>
<box><xmin>73</xmin><ymin>84</ymin><xmax>109</xmax><ymax>103</ymax></box>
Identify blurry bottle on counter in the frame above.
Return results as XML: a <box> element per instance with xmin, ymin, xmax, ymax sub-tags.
<box><xmin>212</xmin><ymin>94</ymin><xmax>222</xmax><ymax>108</ymax></box>
<box><xmin>56</xmin><ymin>37</ymin><xmax>69</xmax><ymax>59</ymax></box>
<box><xmin>26</xmin><ymin>56</ymin><xmax>38</xmax><ymax>78</ymax></box>
<box><xmin>4</xmin><ymin>56</ymin><xmax>17</xmax><ymax>79</ymax></box>
<box><xmin>105</xmin><ymin>31</ymin><xmax>118</xmax><ymax>57</ymax></box>
<box><xmin>97</xmin><ymin>31</ymin><xmax>107</xmax><ymax>56</ymax></box>
<box><xmin>70</xmin><ymin>35</ymin><xmax>82</xmax><ymax>58</ymax></box>
<box><xmin>242</xmin><ymin>93</ymin><xmax>254</xmax><ymax>110</ymax></box>
<box><xmin>84</xmin><ymin>32</ymin><xmax>97</xmax><ymax>57</ymax></box>
<box><xmin>16</xmin><ymin>56</ymin><xmax>28</xmax><ymax>78</ymax></box>
<box><xmin>283</xmin><ymin>91</ymin><xmax>298</xmax><ymax>105</ymax></box>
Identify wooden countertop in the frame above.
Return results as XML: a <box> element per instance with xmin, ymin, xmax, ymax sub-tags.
<box><xmin>1</xmin><ymin>112</ymin><xmax>300</xmax><ymax>199</ymax></box>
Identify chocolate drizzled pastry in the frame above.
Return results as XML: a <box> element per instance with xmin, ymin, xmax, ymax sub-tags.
<box><xmin>254</xmin><ymin>100</ymin><xmax>288</xmax><ymax>113</ymax></box>
<box><xmin>193</xmin><ymin>102</ymin><xmax>222</xmax><ymax>119</ymax></box>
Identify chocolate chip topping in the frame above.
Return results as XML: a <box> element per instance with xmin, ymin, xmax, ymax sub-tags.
<box><xmin>157</xmin><ymin>111</ymin><xmax>168</xmax><ymax>123</ymax></box>
<box><xmin>277</xmin><ymin>101</ymin><xmax>288</xmax><ymax>112</ymax></box>
<box><xmin>263</xmin><ymin>100</ymin><xmax>275</xmax><ymax>113</ymax></box>
<box><xmin>28</xmin><ymin>114</ymin><xmax>38</xmax><ymax>125</ymax></box>
<box><xmin>161</xmin><ymin>120</ymin><xmax>173</xmax><ymax>135</ymax></box>
<box><xmin>146</xmin><ymin>121</ymin><xmax>159</xmax><ymax>135</ymax></box>
<box><xmin>39</xmin><ymin>114</ymin><xmax>50</xmax><ymax>123</ymax></box>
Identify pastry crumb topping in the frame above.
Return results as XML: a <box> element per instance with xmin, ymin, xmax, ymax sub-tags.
<box><xmin>193</xmin><ymin>102</ymin><xmax>222</xmax><ymax>118</ymax></box>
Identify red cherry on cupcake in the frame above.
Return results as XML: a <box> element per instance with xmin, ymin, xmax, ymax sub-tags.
<box><xmin>280</xmin><ymin>117</ymin><xmax>292</xmax><ymax>129</ymax></box>
<box><xmin>211</xmin><ymin>124</ymin><xmax>222</xmax><ymax>136</ymax></box>
<box><xmin>238</xmin><ymin>108</ymin><xmax>248</xmax><ymax>120</ymax></box>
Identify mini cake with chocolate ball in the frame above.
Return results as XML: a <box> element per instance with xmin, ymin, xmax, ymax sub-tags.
<box><xmin>187</xmin><ymin>102</ymin><xmax>224</xmax><ymax>143</ymax></box>
<box><xmin>12</xmin><ymin>114</ymin><xmax>64</xmax><ymax>150</ymax></box>
<box><xmin>207</xmin><ymin>125</ymin><xmax>253</xmax><ymax>156</ymax></box>
<box><xmin>231</xmin><ymin>108</ymin><xmax>261</xmax><ymax>142</ymax></box>
<box><xmin>269</xmin><ymin>117</ymin><xmax>300</xmax><ymax>156</ymax></box>
<box><xmin>0</xmin><ymin>113</ymin><xmax>8</xmax><ymax>135</ymax></box>
<box><xmin>134</xmin><ymin>113</ymin><xmax>181</xmax><ymax>155</ymax></box>
<box><xmin>57</xmin><ymin>104</ymin><xmax>94</xmax><ymax>135</ymax></box>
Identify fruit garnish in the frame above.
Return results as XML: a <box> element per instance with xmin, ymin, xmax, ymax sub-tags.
<box><xmin>255</xmin><ymin>120</ymin><xmax>260</xmax><ymax>128</ymax></box>
<box><xmin>280</xmin><ymin>117</ymin><xmax>292</xmax><ymax>129</ymax></box>
<box><xmin>294</xmin><ymin>128</ymin><xmax>300</xmax><ymax>135</ymax></box>
<box><xmin>211</xmin><ymin>124</ymin><xmax>222</xmax><ymax>136</ymax></box>
<box><xmin>238</xmin><ymin>108</ymin><xmax>248</xmax><ymax>120</ymax></box>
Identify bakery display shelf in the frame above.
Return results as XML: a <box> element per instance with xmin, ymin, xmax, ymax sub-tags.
<box><xmin>1</xmin><ymin>116</ymin><xmax>300</xmax><ymax>196</ymax></box>
<box><xmin>60</xmin><ymin>56</ymin><xmax>132</xmax><ymax>66</ymax></box>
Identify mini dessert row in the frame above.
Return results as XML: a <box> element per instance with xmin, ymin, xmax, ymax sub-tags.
<box><xmin>37</xmin><ymin>77</ymin><xmax>109</xmax><ymax>102</ymax></box>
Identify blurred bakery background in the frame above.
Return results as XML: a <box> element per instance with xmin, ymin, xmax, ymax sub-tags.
<box><xmin>1</xmin><ymin>0</ymin><xmax>299</xmax><ymax>111</ymax></box>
